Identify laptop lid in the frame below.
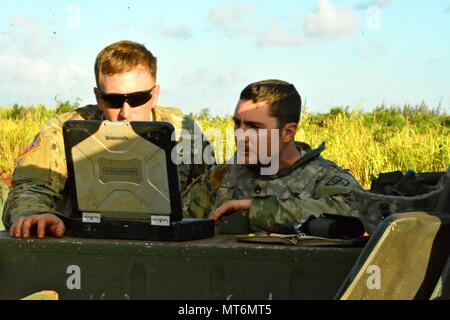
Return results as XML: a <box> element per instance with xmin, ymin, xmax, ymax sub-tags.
<box><xmin>62</xmin><ymin>120</ymin><xmax>182</xmax><ymax>225</ymax></box>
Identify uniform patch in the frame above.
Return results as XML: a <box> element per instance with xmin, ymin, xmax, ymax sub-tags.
<box><xmin>20</xmin><ymin>134</ymin><xmax>42</xmax><ymax>158</ymax></box>
<box><xmin>325</xmin><ymin>176</ymin><xmax>351</xmax><ymax>187</ymax></box>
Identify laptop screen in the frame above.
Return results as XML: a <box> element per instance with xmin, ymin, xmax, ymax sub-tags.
<box><xmin>63</xmin><ymin>120</ymin><xmax>183</xmax><ymax>226</ymax></box>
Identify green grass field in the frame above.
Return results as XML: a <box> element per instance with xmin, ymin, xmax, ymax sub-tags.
<box><xmin>1</xmin><ymin>103</ymin><xmax>449</xmax><ymax>189</ymax></box>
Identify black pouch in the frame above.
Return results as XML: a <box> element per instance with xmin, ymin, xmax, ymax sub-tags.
<box><xmin>302</xmin><ymin>214</ymin><xmax>366</xmax><ymax>239</ymax></box>
<box><xmin>217</xmin><ymin>212</ymin><xmax>250</xmax><ymax>235</ymax></box>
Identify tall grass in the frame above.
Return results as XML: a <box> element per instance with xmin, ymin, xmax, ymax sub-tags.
<box><xmin>0</xmin><ymin>100</ymin><xmax>79</xmax><ymax>178</ymax></box>
<box><xmin>295</xmin><ymin>110</ymin><xmax>449</xmax><ymax>188</ymax></box>
<box><xmin>0</xmin><ymin>117</ymin><xmax>49</xmax><ymax>176</ymax></box>
<box><xmin>1</xmin><ymin>103</ymin><xmax>449</xmax><ymax>189</ymax></box>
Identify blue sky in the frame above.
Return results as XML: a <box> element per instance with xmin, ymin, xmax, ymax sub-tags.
<box><xmin>0</xmin><ymin>0</ymin><xmax>449</xmax><ymax>116</ymax></box>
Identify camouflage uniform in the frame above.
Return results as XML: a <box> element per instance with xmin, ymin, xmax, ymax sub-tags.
<box><xmin>184</xmin><ymin>142</ymin><xmax>373</xmax><ymax>232</ymax></box>
<box><xmin>3</xmin><ymin>105</ymin><xmax>212</xmax><ymax>228</ymax></box>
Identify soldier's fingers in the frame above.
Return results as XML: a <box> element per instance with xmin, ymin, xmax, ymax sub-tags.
<box><xmin>13</xmin><ymin>217</ymin><xmax>25</xmax><ymax>238</ymax></box>
<box><xmin>210</xmin><ymin>205</ymin><xmax>224</xmax><ymax>221</ymax></box>
<box><xmin>233</xmin><ymin>199</ymin><xmax>252</xmax><ymax>213</ymax></box>
<box><xmin>9</xmin><ymin>223</ymin><xmax>16</xmax><ymax>237</ymax></box>
<box><xmin>48</xmin><ymin>221</ymin><xmax>65</xmax><ymax>239</ymax></box>
<box><xmin>21</xmin><ymin>217</ymin><xmax>37</xmax><ymax>239</ymax></box>
<box><xmin>211</xmin><ymin>202</ymin><xmax>232</xmax><ymax>221</ymax></box>
<box><xmin>37</xmin><ymin>218</ymin><xmax>47</xmax><ymax>239</ymax></box>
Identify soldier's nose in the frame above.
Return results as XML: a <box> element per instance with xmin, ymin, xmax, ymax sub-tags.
<box><xmin>120</xmin><ymin>102</ymin><xmax>132</xmax><ymax>121</ymax></box>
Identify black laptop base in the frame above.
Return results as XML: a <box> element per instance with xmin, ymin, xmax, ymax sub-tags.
<box><xmin>70</xmin><ymin>218</ymin><xmax>215</xmax><ymax>242</ymax></box>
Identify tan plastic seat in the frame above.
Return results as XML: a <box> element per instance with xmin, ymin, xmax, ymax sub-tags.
<box><xmin>430</xmin><ymin>256</ymin><xmax>450</xmax><ymax>300</ymax></box>
<box><xmin>21</xmin><ymin>291</ymin><xmax>59</xmax><ymax>300</ymax></box>
<box><xmin>336</xmin><ymin>212</ymin><xmax>450</xmax><ymax>300</ymax></box>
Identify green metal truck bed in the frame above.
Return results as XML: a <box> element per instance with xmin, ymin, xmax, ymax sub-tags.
<box><xmin>0</xmin><ymin>232</ymin><xmax>361</xmax><ymax>300</ymax></box>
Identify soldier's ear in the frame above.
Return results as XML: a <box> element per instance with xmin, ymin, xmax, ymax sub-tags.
<box><xmin>281</xmin><ymin>123</ymin><xmax>298</xmax><ymax>144</ymax></box>
<box><xmin>151</xmin><ymin>84</ymin><xmax>161</xmax><ymax>108</ymax></box>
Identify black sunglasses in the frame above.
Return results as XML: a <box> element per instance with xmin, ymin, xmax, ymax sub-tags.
<box><xmin>96</xmin><ymin>86</ymin><xmax>156</xmax><ymax>109</ymax></box>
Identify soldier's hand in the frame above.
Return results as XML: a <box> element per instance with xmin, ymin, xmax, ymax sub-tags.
<box><xmin>9</xmin><ymin>214</ymin><xmax>65</xmax><ymax>239</ymax></box>
<box><xmin>210</xmin><ymin>199</ymin><xmax>253</xmax><ymax>222</ymax></box>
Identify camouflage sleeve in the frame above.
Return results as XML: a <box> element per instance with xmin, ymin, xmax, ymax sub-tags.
<box><xmin>249</xmin><ymin>168</ymin><xmax>363</xmax><ymax>232</ymax></box>
<box><xmin>2</xmin><ymin>117</ymin><xmax>68</xmax><ymax>228</ymax></box>
<box><xmin>178</xmin><ymin>116</ymin><xmax>216</xmax><ymax>192</ymax></box>
<box><xmin>182</xmin><ymin>164</ymin><xmax>227</xmax><ymax>219</ymax></box>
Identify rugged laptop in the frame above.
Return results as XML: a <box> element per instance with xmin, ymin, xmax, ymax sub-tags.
<box><xmin>62</xmin><ymin>120</ymin><xmax>214</xmax><ymax>241</ymax></box>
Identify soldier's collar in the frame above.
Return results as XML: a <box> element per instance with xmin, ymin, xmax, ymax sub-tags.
<box><xmin>151</xmin><ymin>107</ymin><xmax>159</xmax><ymax>121</ymax></box>
<box><xmin>297</xmin><ymin>142</ymin><xmax>312</xmax><ymax>157</ymax></box>
<box><xmin>248</xmin><ymin>142</ymin><xmax>326</xmax><ymax>180</ymax></box>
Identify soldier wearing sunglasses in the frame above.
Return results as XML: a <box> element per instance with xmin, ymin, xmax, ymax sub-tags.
<box><xmin>3</xmin><ymin>40</ymin><xmax>213</xmax><ymax>239</ymax></box>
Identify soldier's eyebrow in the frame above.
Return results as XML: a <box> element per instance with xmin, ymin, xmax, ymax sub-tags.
<box><xmin>233</xmin><ymin>116</ymin><xmax>264</xmax><ymax>128</ymax></box>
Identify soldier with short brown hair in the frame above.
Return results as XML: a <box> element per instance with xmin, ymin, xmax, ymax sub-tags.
<box><xmin>184</xmin><ymin>79</ymin><xmax>371</xmax><ymax>232</ymax></box>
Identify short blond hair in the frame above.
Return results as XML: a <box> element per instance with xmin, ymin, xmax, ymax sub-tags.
<box><xmin>95</xmin><ymin>40</ymin><xmax>157</xmax><ymax>87</ymax></box>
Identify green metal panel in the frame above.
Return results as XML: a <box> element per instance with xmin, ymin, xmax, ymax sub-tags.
<box><xmin>0</xmin><ymin>232</ymin><xmax>361</xmax><ymax>300</ymax></box>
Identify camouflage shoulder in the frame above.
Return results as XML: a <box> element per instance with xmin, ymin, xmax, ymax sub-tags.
<box><xmin>313</xmin><ymin>163</ymin><xmax>363</xmax><ymax>199</ymax></box>
<box><xmin>304</xmin><ymin>156</ymin><xmax>356</xmax><ymax>181</ymax></box>
<box><xmin>38</xmin><ymin>105</ymin><xmax>101</xmax><ymax>133</ymax></box>
<box><xmin>154</xmin><ymin>106</ymin><xmax>186</xmax><ymax>134</ymax></box>
<box><xmin>186</xmin><ymin>163</ymin><xmax>230</xmax><ymax>192</ymax></box>
<box><xmin>320</xmin><ymin>162</ymin><xmax>361</xmax><ymax>187</ymax></box>
<box><xmin>155</xmin><ymin>106</ymin><xmax>183</xmax><ymax>121</ymax></box>
<box><xmin>156</xmin><ymin>106</ymin><xmax>183</xmax><ymax>117</ymax></box>
<box><xmin>55</xmin><ymin>105</ymin><xmax>101</xmax><ymax>124</ymax></box>
<box><xmin>12</xmin><ymin>107</ymin><xmax>100</xmax><ymax>184</ymax></box>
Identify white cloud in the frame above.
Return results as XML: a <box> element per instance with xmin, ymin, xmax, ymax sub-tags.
<box><xmin>7</xmin><ymin>16</ymin><xmax>46</xmax><ymax>58</ymax></box>
<box><xmin>208</xmin><ymin>4</ymin><xmax>245</xmax><ymax>24</ymax></box>
<box><xmin>162</xmin><ymin>26</ymin><xmax>192</xmax><ymax>40</ymax></box>
<box><xmin>208</xmin><ymin>3</ymin><xmax>255</xmax><ymax>37</ymax></box>
<box><xmin>0</xmin><ymin>15</ymin><xmax>90</xmax><ymax>106</ymax></box>
<box><xmin>148</xmin><ymin>16</ymin><xmax>193</xmax><ymax>40</ymax></box>
<box><xmin>0</xmin><ymin>55</ymin><xmax>89</xmax><ymax>103</ymax></box>
<box><xmin>373</xmin><ymin>0</ymin><xmax>392</xmax><ymax>7</ymax></box>
<box><xmin>305</xmin><ymin>0</ymin><xmax>359</xmax><ymax>39</ymax></box>
<box><xmin>258</xmin><ymin>19</ymin><xmax>306</xmax><ymax>47</ymax></box>
<box><xmin>9</xmin><ymin>16</ymin><xmax>45</xmax><ymax>39</ymax></box>
<box><xmin>4</xmin><ymin>16</ymin><xmax>67</xmax><ymax>59</ymax></box>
